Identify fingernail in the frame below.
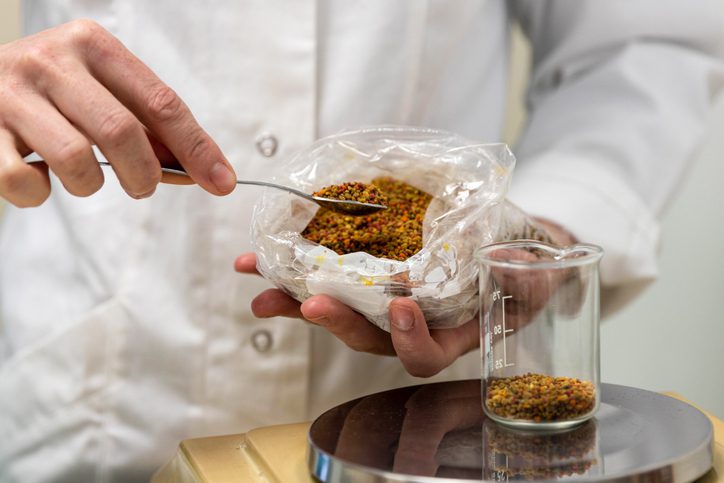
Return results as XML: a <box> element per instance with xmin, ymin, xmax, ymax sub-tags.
<box><xmin>209</xmin><ymin>162</ymin><xmax>236</xmax><ymax>193</ymax></box>
<box><xmin>391</xmin><ymin>306</ymin><xmax>415</xmax><ymax>331</ymax></box>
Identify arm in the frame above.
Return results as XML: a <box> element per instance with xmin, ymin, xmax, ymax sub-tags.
<box><xmin>508</xmin><ymin>0</ymin><xmax>724</xmax><ymax>313</ymax></box>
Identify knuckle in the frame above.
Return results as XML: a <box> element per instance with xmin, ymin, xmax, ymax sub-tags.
<box><xmin>18</xmin><ymin>43</ymin><xmax>55</xmax><ymax>72</ymax></box>
<box><xmin>65</xmin><ymin>18</ymin><xmax>105</xmax><ymax>45</ymax></box>
<box><xmin>97</xmin><ymin>110</ymin><xmax>139</xmax><ymax>144</ymax></box>
<box><xmin>54</xmin><ymin>137</ymin><xmax>91</xmax><ymax>170</ymax></box>
<box><xmin>146</xmin><ymin>86</ymin><xmax>184</xmax><ymax>123</ymax></box>
<box><xmin>68</xmin><ymin>19</ymin><xmax>117</xmax><ymax>63</ymax></box>
<box><xmin>185</xmin><ymin>134</ymin><xmax>212</xmax><ymax>161</ymax></box>
<box><xmin>51</xmin><ymin>138</ymin><xmax>103</xmax><ymax>196</ymax></box>
<box><xmin>0</xmin><ymin>77</ymin><xmax>21</xmax><ymax>105</ymax></box>
<box><xmin>12</xmin><ymin>41</ymin><xmax>67</xmax><ymax>86</ymax></box>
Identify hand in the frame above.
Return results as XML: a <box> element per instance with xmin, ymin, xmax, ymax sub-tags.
<box><xmin>489</xmin><ymin>218</ymin><xmax>581</xmax><ymax>331</ymax></box>
<box><xmin>234</xmin><ymin>253</ymin><xmax>479</xmax><ymax>377</ymax></box>
<box><xmin>0</xmin><ymin>19</ymin><xmax>236</xmax><ymax>207</ymax></box>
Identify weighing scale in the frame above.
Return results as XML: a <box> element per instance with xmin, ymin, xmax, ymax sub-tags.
<box><xmin>308</xmin><ymin>380</ymin><xmax>713</xmax><ymax>482</ymax></box>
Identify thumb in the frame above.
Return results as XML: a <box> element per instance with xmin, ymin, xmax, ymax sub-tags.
<box><xmin>389</xmin><ymin>298</ymin><xmax>448</xmax><ymax>377</ymax></box>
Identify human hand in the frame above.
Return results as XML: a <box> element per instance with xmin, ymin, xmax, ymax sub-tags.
<box><xmin>0</xmin><ymin>19</ymin><xmax>236</xmax><ymax>207</ymax></box>
<box><xmin>488</xmin><ymin>217</ymin><xmax>580</xmax><ymax>331</ymax></box>
<box><xmin>234</xmin><ymin>253</ymin><xmax>479</xmax><ymax>377</ymax></box>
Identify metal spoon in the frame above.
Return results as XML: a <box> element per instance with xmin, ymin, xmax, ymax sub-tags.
<box><xmin>26</xmin><ymin>159</ymin><xmax>387</xmax><ymax>216</ymax></box>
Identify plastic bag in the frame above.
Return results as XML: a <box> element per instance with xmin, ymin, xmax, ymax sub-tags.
<box><xmin>251</xmin><ymin>126</ymin><xmax>551</xmax><ymax>331</ymax></box>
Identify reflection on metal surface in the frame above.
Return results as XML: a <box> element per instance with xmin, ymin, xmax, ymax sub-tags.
<box><xmin>482</xmin><ymin>419</ymin><xmax>599</xmax><ymax>480</ymax></box>
<box><xmin>308</xmin><ymin>380</ymin><xmax>713</xmax><ymax>482</ymax></box>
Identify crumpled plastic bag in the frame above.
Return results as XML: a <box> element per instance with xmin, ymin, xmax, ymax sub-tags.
<box><xmin>251</xmin><ymin>126</ymin><xmax>552</xmax><ymax>331</ymax></box>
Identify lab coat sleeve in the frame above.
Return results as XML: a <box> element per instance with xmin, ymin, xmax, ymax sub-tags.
<box><xmin>507</xmin><ymin>0</ymin><xmax>724</xmax><ymax>312</ymax></box>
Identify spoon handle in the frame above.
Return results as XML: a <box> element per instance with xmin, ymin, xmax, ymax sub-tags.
<box><xmin>26</xmin><ymin>159</ymin><xmax>315</xmax><ymax>201</ymax></box>
<box><xmin>25</xmin><ymin>158</ymin><xmax>386</xmax><ymax>215</ymax></box>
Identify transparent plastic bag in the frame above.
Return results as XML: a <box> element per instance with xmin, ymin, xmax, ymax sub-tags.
<box><xmin>251</xmin><ymin>126</ymin><xmax>552</xmax><ymax>331</ymax></box>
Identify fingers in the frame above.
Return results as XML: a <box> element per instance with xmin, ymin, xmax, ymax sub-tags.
<box><xmin>248</xmin><ymin>283</ymin><xmax>478</xmax><ymax>371</ymax></box>
<box><xmin>239</xmin><ymin>254</ymin><xmax>393</xmax><ymax>355</ymax></box>
<box><xmin>73</xmin><ymin>20</ymin><xmax>236</xmax><ymax>195</ymax></box>
<box><xmin>0</xmin><ymin>129</ymin><xmax>50</xmax><ymax>207</ymax></box>
<box><xmin>234</xmin><ymin>252</ymin><xmax>260</xmax><ymax>275</ymax></box>
<box><xmin>251</xmin><ymin>288</ymin><xmax>304</xmax><ymax>319</ymax></box>
<box><xmin>301</xmin><ymin>295</ymin><xmax>396</xmax><ymax>356</ymax></box>
<box><xmin>390</xmin><ymin>298</ymin><xmax>479</xmax><ymax>377</ymax></box>
<box><xmin>46</xmin><ymin>68</ymin><xmax>161</xmax><ymax>198</ymax></box>
<box><xmin>250</xmin><ymin>290</ymin><xmax>395</xmax><ymax>355</ymax></box>
<box><xmin>0</xmin><ymin>19</ymin><xmax>234</xmax><ymax>206</ymax></box>
<box><xmin>4</xmin><ymin>92</ymin><xmax>103</xmax><ymax>197</ymax></box>
<box><xmin>239</xmin><ymin>253</ymin><xmax>478</xmax><ymax>372</ymax></box>
<box><xmin>144</xmin><ymin>134</ymin><xmax>196</xmax><ymax>185</ymax></box>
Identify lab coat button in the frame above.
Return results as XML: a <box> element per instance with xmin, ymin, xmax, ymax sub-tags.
<box><xmin>251</xmin><ymin>329</ymin><xmax>273</xmax><ymax>352</ymax></box>
<box><xmin>255</xmin><ymin>133</ymin><xmax>278</xmax><ymax>157</ymax></box>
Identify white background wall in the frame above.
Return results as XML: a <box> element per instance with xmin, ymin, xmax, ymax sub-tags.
<box><xmin>2</xmin><ymin>2</ymin><xmax>723</xmax><ymax>417</ymax></box>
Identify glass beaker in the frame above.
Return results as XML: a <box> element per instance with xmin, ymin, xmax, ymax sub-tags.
<box><xmin>476</xmin><ymin>241</ymin><xmax>603</xmax><ymax>429</ymax></box>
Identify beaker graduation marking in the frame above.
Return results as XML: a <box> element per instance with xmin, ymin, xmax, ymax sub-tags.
<box><xmin>492</xmin><ymin>453</ymin><xmax>510</xmax><ymax>482</ymax></box>
<box><xmin>492</xmin><ymin>290</ymin><xmax>515</xmax><ymax>369</ymax></box>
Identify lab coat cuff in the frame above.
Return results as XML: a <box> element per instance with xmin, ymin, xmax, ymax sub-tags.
<box><xmin>506</xmin><ymin>154</ymin><xmax>660</xmax><ymax>287</ymax></box>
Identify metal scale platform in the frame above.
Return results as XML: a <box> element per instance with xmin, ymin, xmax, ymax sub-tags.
<box><xmin>308</xmin><ymin>380</ymin><xmax>713</xmax><ymax>482</ymax></box>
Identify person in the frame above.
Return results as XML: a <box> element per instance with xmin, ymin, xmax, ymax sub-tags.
<box><xmin>0</xmin><ymin>1</ymin><xmax>722</xmax><ymax>481</ymax></box>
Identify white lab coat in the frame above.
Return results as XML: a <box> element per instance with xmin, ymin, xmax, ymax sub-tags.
<box><xmin>0</xmin><ymin>1</ymin><xmax>722</xmax><ymax>481</ymax></box>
